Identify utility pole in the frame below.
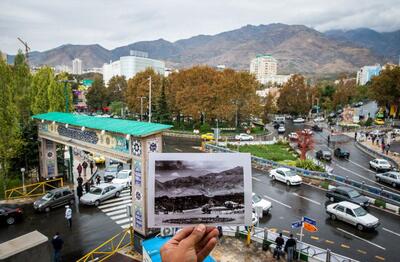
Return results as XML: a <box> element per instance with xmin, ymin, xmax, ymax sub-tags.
<box><xmin>148</xmin><ymin>76</ymin><xmax>152</xmax><ymax>122</ymax></box>
<box><xmin>139</xmin><ymin>96</ymin><xmax>146</xmax><ymax>121</ymax></box>
<box><xmin>17</xmin><ymin>37</ymin><xmax>30</xmax><ymax>63</ymax></box>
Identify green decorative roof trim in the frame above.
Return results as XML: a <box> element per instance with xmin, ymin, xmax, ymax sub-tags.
<box><xmin>32</xmin><ymin>112</ymin><xmax>172</xmax><ymax>137</ymax></box>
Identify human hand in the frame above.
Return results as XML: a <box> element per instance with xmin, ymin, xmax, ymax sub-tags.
<box><xmin>160</xmin><ymin>224</ymin><xmax>219</xmax><ymax>262</ymax></box>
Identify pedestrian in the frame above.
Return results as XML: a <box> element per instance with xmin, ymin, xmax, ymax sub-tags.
<box><xmin>51</xmin><ymin>232</ymin><xmax>64</xmax><ymax>262</ymax></box>
<box><xmin>77</xmin><ymin>163</ymin><xmax>82</xmax><ymax>176</ymax></box>
<box><xmin>273</xmin><ymin>232</ymin><xmax>285</xmax><ymax>260</ymax></box>
<box><xmin>77</xmin><ymin>175</ymin><xmax>83</xmax><ymax>186</ymax></box>
<box><xmin>89</xmin><ymin>161</ymin><xmax>94</xmax><ymax>175</ymax></box>
<box><xmin>77</xmin><ymin>184</ymin><xmax>83</xmax><ymax>200</ymax></box>
<box><xmin>96</xmin><ymin>175</ymin><xmax>101</xmax><ymax>185</ymax></box>
<box><xmin>65</xmin><ymin>205</ymin><xmax>72</xmax><ymax>229</ymax></box>
<box><xmin>354</xmin><ymin>132</ymin><xmax>357</xmax><ymax>141</ymax></box>
<box><xmin>82</xmin><ymin>161</ymin><xmax>88</xmax><ymax>178</ymax></box>
<box><xmin>385</xmin><ymin>144</ymin><xmax>390</xmax><ymax>155</ymax></box>
<box><xmin>327</xmin><ymin>134</ymin><xmax>330</xmax><ymax>146</ymax></box>
<box><xmin>217</xmin><ymin>226</ymin><xmax>223</xmax><ymax>239</ymax></box>
<box><xmin>372</xmin><ymin>135</ymin><xmax>376</xmax><ymax>144</ymax></box>
<box><xmin>284</xmin><ymin>234</ymin><xmax>297</xmax><ymax>262</ymax></box>
<box><xmin>84</xmin><ymin>181</ymin><xmax>90</xmax><ymax>193</ymax></box>
<box><xmin>381</xmin><ymin>142</ymin><xmax>385</xmax><ymax>153</ymax></box>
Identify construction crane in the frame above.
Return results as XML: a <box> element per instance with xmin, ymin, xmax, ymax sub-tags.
<box><xmin>17</xmin><ymin>37</ymin><xmax>30</xmax><ymax>62</ymax></box>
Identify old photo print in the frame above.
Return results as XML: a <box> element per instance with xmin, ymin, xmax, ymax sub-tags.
<box><xmin>147</xmin><ymin>153</ymin><xmax>252</xmax><ymax>227</ymax></box>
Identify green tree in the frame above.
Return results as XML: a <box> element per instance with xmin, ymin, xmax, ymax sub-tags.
<box><xmin>13</xmin><ymin>51</ymin><xmax>32</xmax><ymax>124</ymax></box>
<box><xmin>109</xmin><ymin>101</ymin><xmax>125</xmax><ymax>116</ymax></box>
<box><xmin>54</xmin><ymin>72</ymin><xmax>73</xmax><ymax>112</ymax></box>
<box><xmin>369</xmin><ymin>67</ymin><xmax>400</xmax><ymax>107</ymax></box>
<box><xmin>262</xmin><ymin>92</ymin><xmax>278</xmax><ymax>123</ymax></box>
<box><xmin>86</xmin><ymin>76</ymin><xmax>109</xmax><ymax>111</ymax></box>
<box><xmin>107</xmin><ymin>76</ymin><xmax>127</xmax><ymax>103</ymax></box>
<box><xmin>277</xmin><ymin>74</ymin><xmax>312</xmax><ymax>115</ymax></box>
<box><xmin>155</xmin><ymin>78</ymin><xmax>170</xmax><ymax>123</ymax></box>
<box><xmin>31</xmin><ymin>67</ymin><xmax>53</xmax><ymax>114</ymax></box>
<box><xmin>0</xmin><ymin>59</ymin><xmax>23</xmax><ymax>194</ymax></box>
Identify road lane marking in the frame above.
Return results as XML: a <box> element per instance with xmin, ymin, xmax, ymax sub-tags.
<box><xmin>325</xmin><ymin>240</ymin><xmax>334</xmax><ymax>244</ymax></box>
<box><xmin>336</xmin><ymin>228</ymin><xmax>386</xmax><ymax>250</ymax></box>
<box><xmin>340</xmin><ymin>244</ymin><xmax>350</xmax><ymax>249</ymax></box>
<box><xmin>375</xmin><ymin>256</ymin><xmax>385</xmax><ymax>261</ymax></box>
<box><xmin>110</xmin><ymin>213</ymin><xmax>128</xmax><ymax>220</ymax></box>
<box><xmin>357</xmin><ymin>249</ymin><xmax>367</xmax><ymax>254</ymax></box>
<box><xmin>382</xmin><ymin>227</ymin><xmax>400</xmax><ymax>237</ymax></box>
<box><xmin>263</xmin><ymin>195</ymin><xmax>292</xmax><ymax>208</ymax></box>
<box><xmin>252</xmin><ymin>177</ymin><xmax>262</xmax><ymax>182</ymax></box>
<box><xmin>348</xmin><ymin>159</ymin><xmax>375</xmax><ymax>173</ymax></box>
<box><xmin>174</xmin><ymin>148</ymin><xmax>183</xmax><ymax>152</ymax></box>
<box><xmin>116</xmin><ymin>217</ymin><xmax>132</xmax><ymax>224</ymax></box>
<box><xmin>106</xmin><ymin>209</ymin><xmax>127</xmax><ymax>216</ymax></box>
<box><xmin>101</xmin><ymin>195</ymin><xmax>131</xmax><ymax>204</ymax></box>
<box><xmin>292</xmin><ymin>192</ymin><xmax>321</xmax><ymax>205</ymax></box>
<box><xmin>310</xmin><ymin>236</ymin><xmax>319</xmax><ymax>240</ymax></box>
<box><xmin>101</xmin><ymin>204</ymin><xmax>130</xmax><ymax>213</ymax></box>
<box><xmin>98</xmin><ymin>199</ymin><xmax>132</xmax><ymax>209</ymax></box>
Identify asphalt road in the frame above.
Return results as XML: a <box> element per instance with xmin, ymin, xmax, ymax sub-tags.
<box><xmin>164</xmin><ymin>135</ymin><xmax>400</xmax><ymax>262</ymax></box>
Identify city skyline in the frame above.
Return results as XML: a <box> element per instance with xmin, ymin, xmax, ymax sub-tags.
<box><xmin>1</xmin><ymin>0</ymin><xmax>399</xmax><ymax>54</ymax></box>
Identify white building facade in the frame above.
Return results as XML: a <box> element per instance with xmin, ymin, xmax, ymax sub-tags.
<box><xmin>250</xmin><ymin>54</ymin><xmax>290</xmax><ymax>85</ymax></box>
<box><xmin>356</xmin><ymin>64</ymin><xmax>381</xmax><ymax>85</ymax></box>
<box><xmin>72</xmin><ymin>58</ymin><xmax>82</xmax><ymax>75</ymax></box>
<box><xmin>103</xmin><ymin>51</ymin><xmax>165</xmax><ymax>85</ymax></box>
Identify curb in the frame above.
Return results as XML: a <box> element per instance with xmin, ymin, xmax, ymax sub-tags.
<box><xmin>355</xmin><ymin>141</ymin><xmax>399</xmax><ymax>169</ymax></box>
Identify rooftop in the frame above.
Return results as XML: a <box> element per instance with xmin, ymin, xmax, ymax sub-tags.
<box><xmin>32</xmin><ymin>112</ymin><xmax>172</xmax><ymax>137</ymax></box>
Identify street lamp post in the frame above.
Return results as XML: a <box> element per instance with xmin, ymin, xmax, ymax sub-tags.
<box><xmin>21</xmin><ymin>167</ymin><xmax>26</xmax><ymax>194</ymax></box>
<box><xmin>139</xmin><ymin>96</ymin><xmax>146</xmax><ymax>121</ymax></box>
<box><xmin>148</xmin><ymin>76</ymin><xmax>152</xmax><ymax>122</ymax></box>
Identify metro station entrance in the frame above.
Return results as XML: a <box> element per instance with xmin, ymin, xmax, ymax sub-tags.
<box><xmin>32</xmin><ymin>112</ymin><xmax>172</xmax><ymax>248</ymax></box>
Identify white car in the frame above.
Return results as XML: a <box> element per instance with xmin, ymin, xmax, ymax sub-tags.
<box><xmin>392</xmin><ymin>129</ymin><xmax>400</xmax><ymax>136</ymax></box>
<box><xmin>293</xmin><ymin>117</ymin><xmax>305</xmax><ymax>123</ymax></box>
<box><xmin>314</xmin><ymin>116</ymin><xmax>325</xmax><ymax>122</ymax></box>
<box><xmin>326</xmin><ymin>201</ymin><xmax>379</xmax><ymax>231</ymax></box>
<box><xmin>235</xmin><ymin>133</ymin><xmax>254</xmax><ymax>141</ymax></box>
<box><xmin>288</xmin><ymin>132</ymin><xmax>298</xmax><ymax>140</ymax></box>
<box><xmin>269</xmin><ymin>167</ymin><xmax>302</xmax><ymax>186</ymax></box>
<box><xmin>111</xmin><ymin>170</ymin><xmax>132</xmax><ymax>188</ymax></box>
<box><xmin>302</xmin><ymin>129</ymin><xmax>313</xmax><ymax>135</ymax></box>
<box><xmin>252</xmin><ymin>193</ymin><xmax>272</xmax><ymax>215</ymax></box>
<box><xmin>369</xmin><ymin>159</ymin><xmax>391</xmax><ymax>172</ymax></box>
<box><xmin>278</xmin><ymin>126</ymin><xmax>285</xmax><ymax>134</ymax></box>
<box><xmin>80</xmin><ymin>183</ymin><xmax>124</xmax><ymax>206</ymax></box>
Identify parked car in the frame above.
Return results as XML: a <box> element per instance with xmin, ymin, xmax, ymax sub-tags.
<box><xmin>375</xmin><ymin>119</ymin><xmax>385</xmax><ymax>125</ymax></box>
<box><xmin>288</xmin><ymin>132</ymin><xmax>298</xmax><ymax>140</ymax></box>
<box><xmin>312</xmin><ymin>125</ymin><xmax>323</xmax><ymax>132</ymax></box>
<box><xmin>273</xmin><ymin>122</ymin><xmax>280</xmax><ymax>129</ymax></box>
<box><xmin>252</xmin><ymin>193</ymin><xmax>272</xmax><ymax>215</ymax></box>
<box><xmin>0</xmin><ymin>206</ymin><xmax>23</xmax><ymax>225</ymax></box>
<box><xmin>369</xmin><ymin>130</ymin><xmax>385</xmax><ymax>137</ymax></box>
<box><xmin>293</xmin><ymin>117</ymin><xmax>305</xmax><ymax>123</ymax></box>
<box><xmin>80</xmin><ymin>183</ymin><xmax>124</xmax><ymax>206</ymax></box>
<box><xmin>326</xmin><ymin>186</ymin><xmax>369</xmax><ymax>207</ymax></box>
<box><xmin>33</xmin><ymin>187</ymin><xmax>75</xmax><ymax>212</ymax></box>
<box><xmin>328</xmin><ymin>112</ymin><xmax>336</xmax><ymax>118</ymax></box>
<box><xmin>316</xmin><ymin>150</ymin><xmax>332</xmax><ymax>162</ymax></box>
<box><xmin>334</xmin><ymin>148</ymin><xmax>350</xmax><ymax>159</ymax></box>
<box><xmin>235</xmin><ymin>133</ymin><xmax>254</xmax><ymax>141</ymax></box>
<box><xmin>112</xmin><ymin>170</ymin><xmax>132</xmax><ymax>188</ymax></box>
<box><xmin>104</xmin><ymin>164</ymin><xmax>123</xmax><ymax>182</ymax></box>
<box><xmin>314</xmin><ymin>116</ymin><xmax>325</xmax><ymax>122</ymax></box>
<box><xmin>270</xmin><ymin>167</ymin><xmax>302</xmax><ymax>186</ymax></box>
<box><xmin>392</xmin><ymin>129</ymin><xmax>400</xmax><ymax>136</ymax></box>
<box><xmin>369</xmin><ymin>158</ymin><xmax>391</xmax><ymax>172</ymax></box>
<box><xmin>326</xmin><ymin>201</ymin><xmax>379</xmax><ymax>231</ymax></box>
<box><xmin>201</xmin><ymin>133</ymin><xmax>214</xmax><ymax>141</ymax></box>
<box><xmin>278</xmin><ymin>125</ymin><xmax>285</xmax><ymax>134</ymax></box>
<box><xmin>376</xmin><ymin>171</ymin><xmax>400</xmax><ymax>188</ymax></box>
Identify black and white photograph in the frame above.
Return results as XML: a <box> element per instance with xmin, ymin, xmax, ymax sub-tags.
<box><xmin>147</xmin><ymin>153</ymin><xmax>252</xmax><ymax>227</ymax></box>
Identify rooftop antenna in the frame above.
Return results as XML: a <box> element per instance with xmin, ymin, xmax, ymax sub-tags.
<box><xmin>17</xmin><ymin>37</ymin><xmax>31</xmax><ymax>63</ymax></box>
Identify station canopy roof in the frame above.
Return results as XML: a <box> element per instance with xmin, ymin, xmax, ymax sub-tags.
<box><xmin>32</xmin><ymin>112</ymin><xmax>172</xmax><ymax>137</ymax></box>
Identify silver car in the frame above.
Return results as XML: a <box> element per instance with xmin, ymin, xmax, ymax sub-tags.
<box><xmin>376</xmin><ymin>171</ymin><xmax>400</xmax><ymax>188</ymax></box>
<box><xmin>80</xmin><ymin>183</ymin><xmax>124</xmax><ymax>206</ymax></box>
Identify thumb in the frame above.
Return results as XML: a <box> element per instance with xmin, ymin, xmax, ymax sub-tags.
<box><xmin>181</xmin><ymin>224</ymin><xmax>206</xmax><ymax>247</ymax></box>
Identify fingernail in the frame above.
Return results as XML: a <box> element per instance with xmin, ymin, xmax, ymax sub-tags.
<box><xmin>196</xmin><ymin>224</ymin><xmax>206</xmax><ymax>232</ymax></box>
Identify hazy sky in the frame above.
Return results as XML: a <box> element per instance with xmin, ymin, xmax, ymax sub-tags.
<box><xmin>1</xmin><ymin>0</ymin><xmax>399</xmax><ymax>54</ymax></box>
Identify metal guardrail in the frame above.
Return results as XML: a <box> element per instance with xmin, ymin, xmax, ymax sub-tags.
<box><xmin>77</xmin><ymin>226</ymin><xmax>134</xmax><ymax>262</ymax></box>
<box><xmin>205</xmin><ymin>144</ymin><xmax>400</xmax><ymax>207</ymax></box>
<box><xmin>4</xmin><ymin>178</ymin><xmax>64</xmax><ymax>200</ymax></box>
<box><xmin>355</xmin><ymin>140</ymin><xmax>399</xmax><ymax>169</ymax></box>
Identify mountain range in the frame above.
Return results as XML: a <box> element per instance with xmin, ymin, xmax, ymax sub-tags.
<box><xmin>11</xmin><ymin>23</ymin><xmax>400</xmax><ymax>74</ymax></box>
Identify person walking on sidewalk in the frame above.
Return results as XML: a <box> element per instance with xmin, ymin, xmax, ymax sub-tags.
<box><xmin>77</xmin><ymin>175</ymin><xmax>83</xmax><ymax>186</ymax></box>
<box><xmin>354</xmin><ymin>132</ymin><xmax>358</xmax><ymax>141</ymax></box>
<box><xmin>82</xmin><ymin>161</ymin><xmax>88</xmax><ymax>178</ymax></box>
<box><xmin>273</xmin><ymin>232</ymin><xmax>285</xmax><ymax>260</ymax></box>
<box><xmin>327</xmin><ymin>134</ymin><xmax>330</xmax><ymax>146</ymax></box>
<box><xmin>284</xmin><ymin>234</ymin><xmax>297</xmax><ymax>262</ymax></box>
<box><xmin>51</xmin><ymin>232</ymin><xmax>64</xmax><ymax>262</ymax></box>
<box><xmin>89</xmin><ymin>161</ymin><xmax>94</xmax><ymax>175</ymax></box>
<box><xmin>381</xmin><ymin>142</ymin><xmax>385</xmax><ymax>154</ymax></box>
<box><xmin>77</xmin><ymin>184</ymin><xmax>83</xmax><ymax>200</ymax></box>
<box><xmin>65</xmin><ymin>205</ymin><xmax>72</xmax><ymax>229</ymax></box>
<box><xmin>96</xmin><ymin>175</ymin><xmax>101</xmax><ymax>185</ymax></box>
<box><xmin>77</xmin><ymin>163</ymin><xmax>82</xmax><ymax>177</ymax></box>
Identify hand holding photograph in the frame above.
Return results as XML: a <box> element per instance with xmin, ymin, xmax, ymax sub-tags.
<box><xmin>147</xmin><ymin>153</ymin><xmax>252</xmax><ymax>227</ymax></box>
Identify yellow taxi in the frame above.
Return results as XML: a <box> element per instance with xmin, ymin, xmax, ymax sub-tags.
<box><xmin>374</xmin><ymin>119</ymin><xmax>385</xmax><ymax>125</ymax></box>
<box><xmin>201</xmin><ymin>133</ymin><xmax>214</xmax><ymax>141</ymax></box>
<box><xmin>91</xmin><ymin>154</ymin><xmax>106</xmax><ymax>164</ymax></box>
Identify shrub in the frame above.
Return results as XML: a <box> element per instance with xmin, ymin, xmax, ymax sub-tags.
<box><xmin>200</xmin><ymin>123</ymin><xmax>212</xmax><ymax>133</ymax></box>
<box><xmin>320</xmin><ymin>181</ymin><xmax>330</xmax><ymax>190</ymax></box>
<box><xmin>374</xmin><ymin>199</ymin><xmax>386</xmax><ymax>208</ymax></box>
<box><xmin>295</xmin><ymin>159</ymin><xmax>325</xmax><ymax>172</ymax></box>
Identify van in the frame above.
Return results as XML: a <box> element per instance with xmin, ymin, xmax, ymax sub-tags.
<box><xmin>275</xmin><ymin>116</ymin><xmax>285</xmax><ymax>123</ymax></box>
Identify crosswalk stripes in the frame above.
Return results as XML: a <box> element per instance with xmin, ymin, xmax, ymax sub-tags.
<box><xmin>96</xmin><ymin>188</ymin><xmax>133</xmax><ymax>229</ymax></box>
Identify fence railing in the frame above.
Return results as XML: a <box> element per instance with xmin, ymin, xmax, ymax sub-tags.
<box><xmin>4</xmin><ymin>178</ymin><xmax>64</xmax><ymax>200</ymax></box>
<box><xmin>205</xmin><ymin>144</ymin><xmax>400</xmax><ymax>207</ymax></box>
<box><xmin>223</xmin><ymin>226</ymin><xmax>358</xmax><ymax>262</ymax></box>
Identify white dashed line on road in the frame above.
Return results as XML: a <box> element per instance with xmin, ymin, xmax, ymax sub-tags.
<box><xmin>175</xmin><ymin>148</ymin><xmax>183</xmax><ymax>152</ymax></box>
<box><xmin>382</xmin><ymin>227</ymin><xmax>400</xmax><ymax>237</ymax></box>
<box><xmin>263</xmin><ymin>195</ymin><xmax>292</xmax><ymax>209</ymax></box>
<box><xmin>98</xmin><ymin>199</ymin><xmax>132</xmax><ymax>209</ymax></box>
<box><xmin>292</xmin><ymin>192</ymin><xmax>321</xmax><ymax>205</ymax></box>
<box><xmin>336</xmin><ymin>228</ymin><xmax>386</xmax><ymax>250</ymax></box>
<box><xmin>252</xmin><ymin>177</ymin><xmax>262</xmax><ymax>182</ymax></box>
<box><xmin>348</xmin><ymin>159</ymin><xmax>375</xmax><ymax>173</ymax></box>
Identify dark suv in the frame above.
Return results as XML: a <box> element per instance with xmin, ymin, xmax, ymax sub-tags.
<box><xmin>33</xmin><ymin>187</ymin><xmax>75</xmax><ymax>212</ymax></box>
<box><xmin>326</xmin><ymin>186</ymin><xmax>369</xmax><ymax>207</ymax></box>
<box><xmin>316</xmin><ymin>150</ymin><xmax>332</xmax><ymax>161</ymax></box>
<box><xmin>334</xmin><ymin>148</ymin><xmax>350</xmax><ymax>159</ymax></box>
